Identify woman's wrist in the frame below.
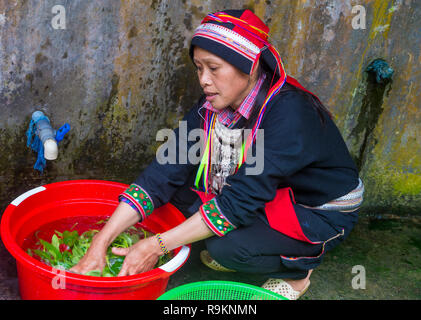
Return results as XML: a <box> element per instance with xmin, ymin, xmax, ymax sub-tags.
<box><xmin>144</xmin><ymin>235</ymin><xmax>165</xmax><ymax>256</ymax></box>
<box><xmin>90</xmin><ymin>232</ymin><xmax>112</xmax><ymax>253</ymax></box>
<box><xmin>153</xmin><ymin>212</ymin><xmax>214</xmax><ymax>254</ymax></box>
<box><xmin>94</xmin><ymin>201</ymin><xmax>140</xmax><ymax>247</ymax></box>
<box><xmin>154</xmin><ymin>233</ymin><xmax>170</xmax><ymax>256</ymax></box>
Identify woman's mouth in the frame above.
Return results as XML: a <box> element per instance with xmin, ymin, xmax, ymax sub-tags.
<box><xmin>205</xmin><ymin>92</ymin><xmax>218</xmax><ymax>102</ymax></box>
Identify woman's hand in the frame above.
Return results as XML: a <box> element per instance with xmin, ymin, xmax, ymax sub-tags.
<box><xmin>69</xmin><ymin>233</ymin><xmax>108</xmax><ymax>275</ymax></box>
<box><xmin>113</xmin><ymin>211</ymin><xmax>215</xmax><ymax>277</ymax></box>
<box><xmin>112</xmin><ymin>236</ymin><xmax>163</xmax><ymax>276</ymax></box>
<box><xmin>69</xmin><ymin>201</ymin><xmax>141</xmax><ymax>275</ymax></box>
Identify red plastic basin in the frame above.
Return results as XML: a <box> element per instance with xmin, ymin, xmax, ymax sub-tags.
<box><xmin>0</xmin><ymin>180</ymin><xmax>190</xmax><ymax>300</ymax></box>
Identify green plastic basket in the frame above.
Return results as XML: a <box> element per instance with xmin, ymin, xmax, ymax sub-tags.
<box><xmin>157</xmin><ymin>281</ymin><xmax>288</xmax><ymax>300</ymax></box>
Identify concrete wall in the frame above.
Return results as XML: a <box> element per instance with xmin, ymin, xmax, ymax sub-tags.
<box><xmin>0</xmin><ymin>0</ymin><xmax>419</xmax><ymax>214</ymax></box>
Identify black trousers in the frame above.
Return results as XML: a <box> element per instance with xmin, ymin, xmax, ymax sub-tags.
<box><xmin>172</xmin><ymin>199</ymin><xmax>323</xmax><ymax>280</ymax></box>
<box><xmin>204</xmin><ymin>216</ymin><xmax>323</xmax><ymax>280</ymax></box>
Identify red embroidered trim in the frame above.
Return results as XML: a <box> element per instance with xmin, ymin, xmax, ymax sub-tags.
<box><xmin>200</xmin><ymin>198</ymin><xmax>236</xmax><ymax>237</ymax></box>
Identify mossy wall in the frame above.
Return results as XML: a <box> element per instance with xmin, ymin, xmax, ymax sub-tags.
<box><xmin>0</xmin><ymin>0</ymin><xmax>419</xmax><ymax>215</ymax></box>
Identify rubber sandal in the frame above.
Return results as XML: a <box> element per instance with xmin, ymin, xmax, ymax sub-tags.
<box><xmin>261</xmin><ymin>278</ymin><xmax>310</xmax><ymax>300</ymax></box>
<box><xmin>200</xmin><ymin>250</ymin><xmax>236</xmax><ymax>272</ymax></box>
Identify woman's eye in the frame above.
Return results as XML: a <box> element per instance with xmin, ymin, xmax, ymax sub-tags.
<box><xmin>209</xmin><ymin>67</ymin><xmax>218</xmax><ymax>72</ymax></box>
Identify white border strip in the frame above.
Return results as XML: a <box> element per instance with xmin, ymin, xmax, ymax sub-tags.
<box><xmin>195</xmin><ymin>23</ymin><xmax>260</xmax><ymax>54</ymax></box>
<box><xmin>11</xmin><ymin>186</ymin><xmax>46</xmax><ymax>206</ymax></box>
<box><xmin>159</xmin><ymin>245</ymin><xmax>190</xmax><ymax>273</ymax></box>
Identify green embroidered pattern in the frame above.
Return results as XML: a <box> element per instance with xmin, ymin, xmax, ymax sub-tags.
<box><xmin>121</xmin><ymin>184</ymin><xmax>154</xmax><ymax>220</ymax></box>
<box><xmin>200</xmin><ymin>198</ymin><xmax>235</xmax><ymax>236</ymax></box>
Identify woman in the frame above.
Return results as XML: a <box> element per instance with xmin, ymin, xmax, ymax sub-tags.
<box><xmin>71</xmin><ymin>9</ymin><xmax>364</xmax><ymax>300</ymax></box>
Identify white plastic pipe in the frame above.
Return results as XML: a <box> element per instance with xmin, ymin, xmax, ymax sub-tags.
<box><xmin>32</xmin><ymin>111</ymin><xmax>58</xmax><ymax>160</ymax></box>
<box><xmin>43</xmin><ymin>138</ymin><xmax>58</xmax><ymax>160</ymax></box>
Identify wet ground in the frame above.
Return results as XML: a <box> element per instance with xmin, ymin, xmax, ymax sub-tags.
<box><xmin>1</xmin><ymin>215</ymin><xmax>420</xmax><ymax>300</ymax></box>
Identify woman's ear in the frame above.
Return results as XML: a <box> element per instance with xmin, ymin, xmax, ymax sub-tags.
<box><xmin>250</xmin><ymin>59</ymin><xmax>260</xmax><ymax>82</ymax></box>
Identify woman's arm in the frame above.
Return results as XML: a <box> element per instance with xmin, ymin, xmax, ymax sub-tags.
<box><xmin>94</xmin><ymin>201</ymin><xmax>141</xmax><ymax>247</ymax></box>
<box><xmin>159</xmin><ymin>211</ymin><xmax>214</xmax><ymax>251</ymax></box>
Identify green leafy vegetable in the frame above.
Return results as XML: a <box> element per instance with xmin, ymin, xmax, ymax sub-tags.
<box><xmin>29</xmin><ymin>222</ymin><xmax>172</xmax><ymax>277</ymax></box>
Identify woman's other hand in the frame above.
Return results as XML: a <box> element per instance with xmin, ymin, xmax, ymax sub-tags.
<box><xmin>112</xmin><ymin>236</ymin><xmax>162</xmax><ymax>276</ymax></box>
<box><xmin>69</xmin><ymin>232</ymin><xmax>108</xmax><ymax>275</ymax></box>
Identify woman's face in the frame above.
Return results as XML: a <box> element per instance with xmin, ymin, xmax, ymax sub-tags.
<box><xmin>193</xmin><ymin>46</ymin><xmax>258</xmax><ymax>110</ymax></box>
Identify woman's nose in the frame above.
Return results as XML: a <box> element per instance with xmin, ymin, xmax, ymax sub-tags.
<box><xmin>198</xmin><ymin>69</ymin><xmax>211</xmax><ymax>88</ymax></box>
